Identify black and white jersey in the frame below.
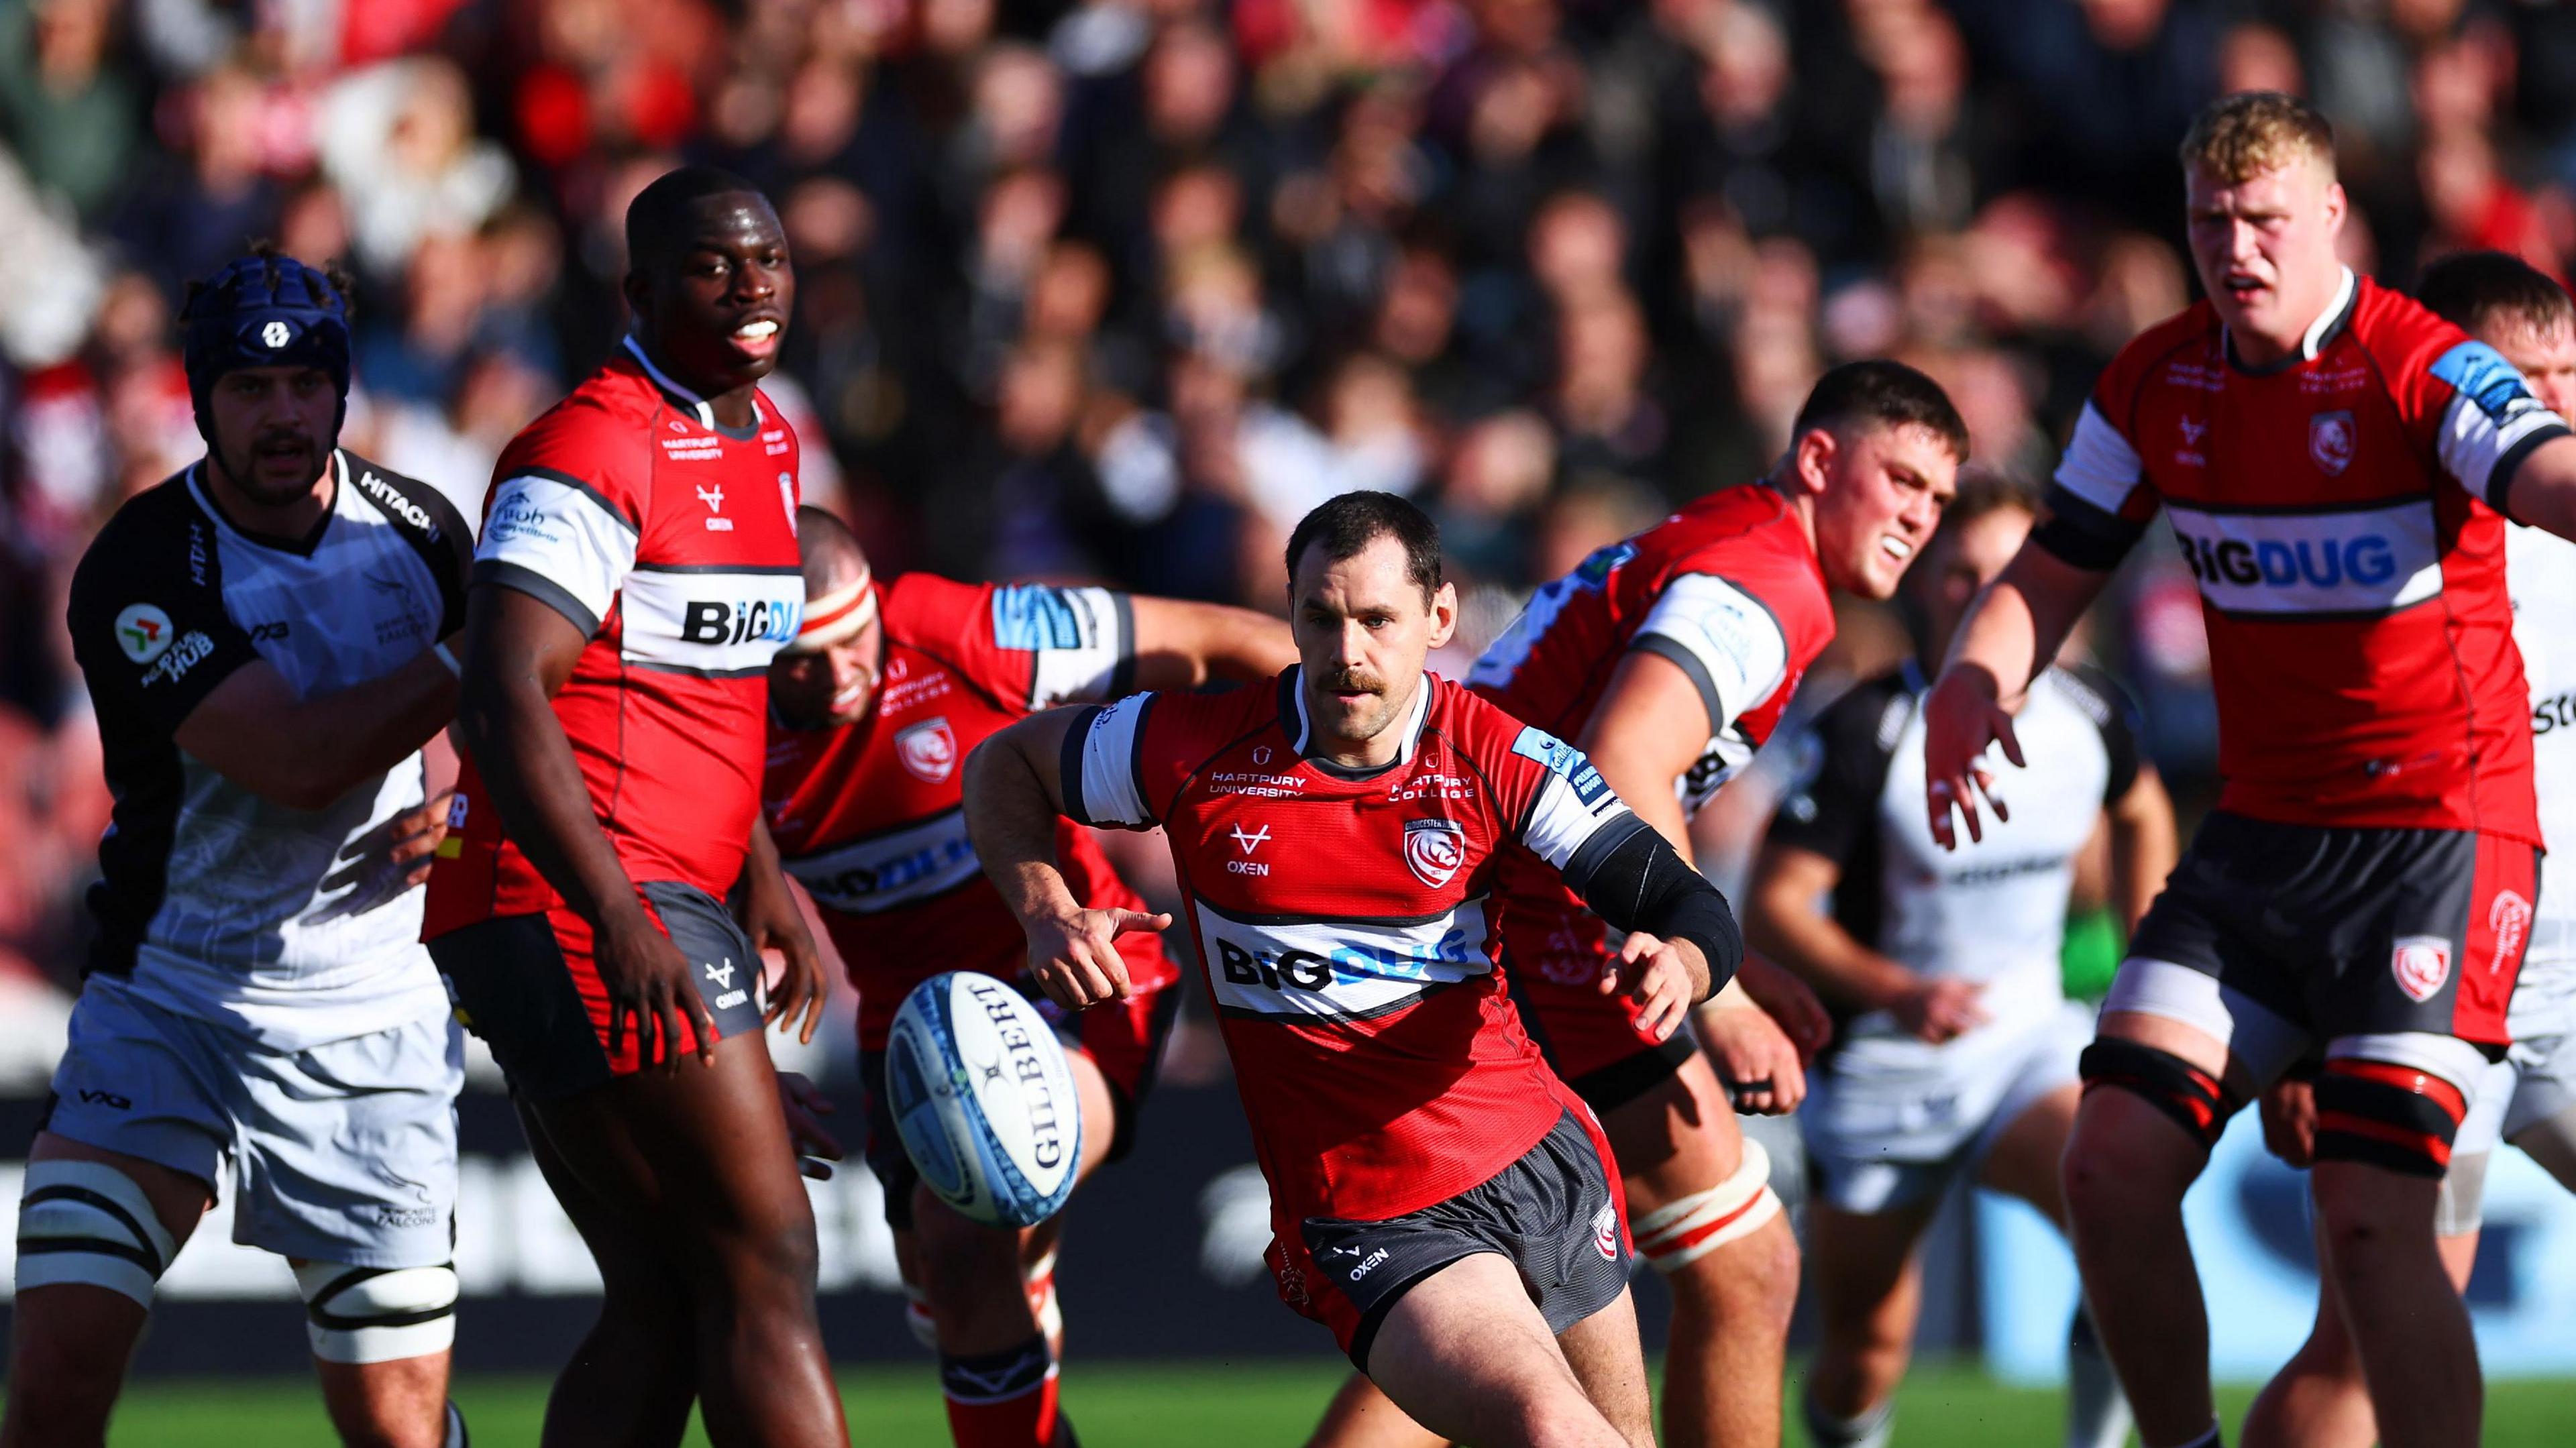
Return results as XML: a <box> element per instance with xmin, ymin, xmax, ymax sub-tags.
<box><xmin>66</xmin><ymin>452</ymin><xmax>468</xmax><ymax>1050</ymax></box>
<box><xmin>1769</xmin><ymin>661</ymin><xmax>2140</xmax><ymax>1046</ymax></box>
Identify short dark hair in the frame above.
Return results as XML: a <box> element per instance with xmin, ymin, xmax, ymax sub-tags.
<box><xmin>1788</xmin><ymin>359</ymin><xmax>1970</xmax><ymax>463</ymax></box>
<box><xmin>2417</xmin><ymin>250</ymin><xmax>2574</xmax><ymax>339</ymax></box>
<box><xmin>1940</xmin><ymin>463</ymin><xmax>2041</xmax><ymax>531</ymax></box>
<box><xmin>626</xmin><ymin>165</ymin><xmax>767</xmax><ymax>270</ymax></box>
<box><xmin>1285</xmin><ymin>492</ymin><xmax>1443</xmax><ymax>602</ymax></box>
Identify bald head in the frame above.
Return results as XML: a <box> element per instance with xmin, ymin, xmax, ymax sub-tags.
<box><xmin>798</xmin><ymin>505</ymin><xmax>870</xmax><ymax>598</ymax></box>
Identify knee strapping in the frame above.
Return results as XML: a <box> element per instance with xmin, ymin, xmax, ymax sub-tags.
<box><xmin>1632</xmin><ymin>1138</ymin><xmax>1780</xmax><ymax>1274</ymax></box>
<box><xmin>2312</xmin><ymin>1058</ymin><xmax>2468</xmax><ymax>1178</ymax></box>
<box><xmin>294</xmin><ymin>1260</ymin><xmax>459</xmax><ymax>1364</ymax></box>
<box><xmin>2078</xmin><ymin>1040</ymin><xmax>2237</xmax><ymax>1151</ymax></box>
<box><xmin>15</xmin><ymin>1160</ymin><xmax>178</xmax><ymax>1308</ymax></box>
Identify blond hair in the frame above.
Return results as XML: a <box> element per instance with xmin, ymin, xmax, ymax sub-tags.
<box><xmin>2179</xmin><ymin>91</ymin><xmax>2335</xmax><ymax>184</ymax></box>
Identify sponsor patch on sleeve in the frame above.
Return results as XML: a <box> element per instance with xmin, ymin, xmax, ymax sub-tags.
<box><xmin>991</xmin><ymin>585</ymin><xmax>1095</xmax><ymax>651</ymax></box>
<box><xmin>1511</xmin><ymin>726</ymin><xmax>1611</xmax><ymax>805</ymax></box>
<box><xmin>2432</xmin><ymin>341</ymin><xmax>2544</xmax><ymax>424</ymax></box>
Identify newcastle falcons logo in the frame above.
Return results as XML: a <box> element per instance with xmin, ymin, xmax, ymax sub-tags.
<box><xmin>1403</xmin><ymin>818</ymin><xmax>1466</xmax><ymax>889</ymax></box>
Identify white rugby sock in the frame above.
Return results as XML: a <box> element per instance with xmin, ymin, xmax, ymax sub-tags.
<box><xmin>1801</xmin><ymin>1390</ymin><xmax>1893</xmax><ymax>1448</ymax></box>
<box><xmin>2065</xmin><ymin>1304</ymin><xmax>2134</xmax><ymax>1448</ymax></box>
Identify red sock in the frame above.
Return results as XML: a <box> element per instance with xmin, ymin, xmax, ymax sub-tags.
<box><xmin>941</xmin><ymin>1338</ymin><xmax>1069</xmax><ymax>1447</ymax></box>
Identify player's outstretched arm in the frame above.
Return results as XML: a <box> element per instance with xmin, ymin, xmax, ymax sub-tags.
<box><xmin>2105</xmin><ymin>761</ymin><xmax>2179</xmax><ymax>934</ymax></box>
<box><xmin>963</xmin><ymin>709</ymin><xmax>1170</xmax><ymax>1012</ymax></box>
<box><xmin>172</xmin><ymin>648</ymin><xmax>460</xmax><ymax>812</ymax></box>
<box><xmin>1923</xmin><ymin>543</ymin><xmax>2113</xmax><ymax>848</ymax></box>
<box><xmin>454</xmin><ymin>585</ymin><xmax>712</xmax><ymax>1072</ymax></box>
<box><xmin>1126</xmin><ymin>596</ymin><xmax>1299</xmax><ymax>689</ymax></box>
<box><xmin>2499</xmin><ymin>433</ymin><xmax>2576</xmax><ymax>541</ymax></box>
<box><xmin>1746</xmin><ymin>842</ymin><xmax>1984</xmax><ymax>1044</ymax></box>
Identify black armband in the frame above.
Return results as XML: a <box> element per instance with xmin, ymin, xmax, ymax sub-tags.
<box><xmin>1562</xmin><ymin>817</ymin><xmax>1745</xmax><ymax>1000</ymax></box>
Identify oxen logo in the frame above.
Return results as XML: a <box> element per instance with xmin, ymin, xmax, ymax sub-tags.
<box><xmin>1403</xmin><ymin>818</ymin><xmax>1466</xmax><ymax>889</ymax></box>
<box><xmin>2489</xmin><ymin>890</ymin><xmax>2534</xmax><ymax>973</ymax></box>
<box><xmin>896</xmin><ymin>717</ymin><xmax>959</xmax><ymax>783</ymax></box>
<box><xmin>2392</xmin><ymin>934</ymin><xmax>2453</xmax><ymax>1003</ymax></box>
<box><xmin>2310</xmin><ymin>410</ymin><xmax>2355</xmax><ymax>476</ymax></box>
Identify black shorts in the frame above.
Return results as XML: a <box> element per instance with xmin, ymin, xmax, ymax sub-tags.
<box><xmin>1285</xmin><ymin>1110</ymin><xmax>1631</xmax><ymax>1372</ymax></box>
<box><xmin>427</xmin><ymin>881</ymin><xmax>769</xmax><ymax>1100</ymax></box>
<box><xmin>861</xmin><ymin>984</ymin><xmax>1179</xmax><ymax>1230</ymax></box>
<box><xmin>2116</xmin><ymin>812</ymin><xmax>2536</xmax><ymax>1070</ymax></box>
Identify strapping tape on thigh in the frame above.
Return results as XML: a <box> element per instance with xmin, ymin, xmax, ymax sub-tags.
<box><xmin>15</xmin><ymin>1159</ymin><xmax>178</xmax><ymax>1308</ymax></box>
<box><xmin>1632</xmin><ymin>1139</ymin><xmax>1780</xmax><ymax>1274</ymax></box>
<box><xmin>294</xmin><ymin>1260</ymin><xmax>460</xmax><ymax>1364</ymax></box>
<box><xmin>2078</xmin><ymin>1040</ymin><xmax>2237</xmax><ymax>1152</ymax></box>
<box><xmin>2312</xmin><ymin>1058</ymin><xmax>2469</xmax><ymax>1178</ymax></box>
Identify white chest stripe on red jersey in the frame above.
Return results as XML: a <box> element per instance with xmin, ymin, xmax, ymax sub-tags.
<box><xmin>2164</xmin><ymin>499</ymin><xmax>2440</xmax><ymax>618</ymax></box>
<box><xmin>780</xmin><ymin>807</ymin><xmax>979</xmax><ymax>914</ymax></box>
<box><xmin>616</xmin><ymin>565</ymin><xmax>804</xmax><ymax>677</ymax></box>
<box><xmin>1195</xmin><ymin>896</ymin><xmax>1493</xmax><ymax>1021</ymax></box>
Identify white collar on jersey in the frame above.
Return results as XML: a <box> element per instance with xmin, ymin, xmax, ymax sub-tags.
<box><xmin>623</xmin><ymin>334</ymin><xmax>724</xmax><ymax>431</ymax></box>
<box><xmin>2226</xmin><ymin>265</ymin><xmax>2357</xmax><ymax>369</ymax></box>
<box><xmin>1286</xmin><ymin>664</ymin><xmax>1434</xmax><ymax>773</ymax></box>
<box><xmin>188</xmin><ymin>449</ymin><xmax>347</xmax><ymax>555</ymax></box>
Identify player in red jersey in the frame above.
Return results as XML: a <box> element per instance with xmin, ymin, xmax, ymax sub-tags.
<box><xmin>763</xmin><ymin>507</ymin><xmax>1294</xmax><ymax>1448</ymax></box>
<box><xmin>1924</xmin><ymin>95</ymin><xmax>2576</xmax><ymax>1448</ymax></box>
<box><xmin>964</xmin><ymin>493</ymin><xmax>1747</xmax><ymax>1448</ymax></box>
<box><xmin>424</xmin><ymin>169</ymin><xmax>845</xmax><ymax>1448</ymax></box>
<box><xmin>1315</xmin><ymin>361</ymin><xmax>1968</xmax><ymax>1448</ymax></box>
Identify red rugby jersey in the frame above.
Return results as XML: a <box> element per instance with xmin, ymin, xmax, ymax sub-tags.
<box><xmin>426</xmin><ymin>340</ymin><xmax>804</xmax><ymax>934</ymax></box>
<box><xmin>1468</xmin><ymin>483</ymin><xmax>1837</xmax><ymax>981</ymax></box>
<box><xmin>2041</xmin><ymin>270</ymin><xmax>2568</xmax><ymax>843</ymax></box>
<box><xmin>763</xmin><ymin>573</ymin><xmax>1177</xmax><ymax>1051</ymax></box>
<box><xmin>1063</xmin><ymin>669</ymin><xmax>1642</xmax><ymax>1223</ymax></box>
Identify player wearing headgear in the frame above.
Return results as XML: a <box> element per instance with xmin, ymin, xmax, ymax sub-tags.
<box><xmin>2237</xmin><ymin>250</ymin><xmax>2576</xmax><ymax>1448</ymax></box>
<box><xmin>1924</xmin><ymin>93</ymin><xmax>2576</xmax><ymax>1448</ymax></box>
<box><xmin>966</xmin><ymin>491</ymin><xmax>1747</xmax><ymax>1448</ymax></box>
<box><xmin>1747</xmin><ymin>467</ymin><xmax>2174</xmax><ymax>1448</ymax></box>
<box><xmin>422</xmin><ymin>168</ymin><xmax>845</xmax><ymax>1447</ymax></box>
<box><xmin>762</xmin><ymin>506</ymin><xmax>1294</xmax><ymax>1448</ymax></box>
<box><xmin>8</xmin><ymin>247</ymin><xmax>473</xmax><ymax>1448</ymax></box>
<box><xmin>1306</xmin><ymin>361</ymin><xmax>1967</xmax><ymax>1448</ymax></box>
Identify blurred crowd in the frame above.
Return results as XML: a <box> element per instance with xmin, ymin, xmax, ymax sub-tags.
<box><xmin>5</xmin><ymin>0</ymin><xmax>2576</xmax><ymax>1028</ymax></box>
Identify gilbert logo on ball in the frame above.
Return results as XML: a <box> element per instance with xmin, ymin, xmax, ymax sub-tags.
<box><xmin>885</xmin><ymin>972</ymin><xmax>1083</xmax><ymax>1227</ymax></box>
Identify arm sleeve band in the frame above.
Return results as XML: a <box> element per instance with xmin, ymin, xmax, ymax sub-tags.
<box><xmin>1561</xmin><ymin>818</ymin><xmax>1744</xmax><ymax>999</ymax></box>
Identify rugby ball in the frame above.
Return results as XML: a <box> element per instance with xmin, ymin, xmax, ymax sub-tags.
<box><xmin>885</xmin><ymin>972</ymin><xmax>1084</xmax><ymax>1227</ymax></box>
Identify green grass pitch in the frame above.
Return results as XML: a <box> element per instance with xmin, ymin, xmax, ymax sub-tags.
<box><xmin>95</xmin><ymin>1362</ymin><xmax>2576</xmax><ymax>1445</ymax></box>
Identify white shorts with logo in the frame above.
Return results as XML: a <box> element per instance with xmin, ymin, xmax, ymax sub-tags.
<box><xmin>1803</xmin><ymin>997</ymin><xmax>2094</xmax><ymax>1215</ymax></box>
<box><xmin>2456</xmin><ymin>933</ymin><xmax>2576</xmax><ymax>1158</ymax></box>
<box><xmin>42</xmin><ymin>977</ymin><xmax>462</xmax><ymax>1268</ymax></box>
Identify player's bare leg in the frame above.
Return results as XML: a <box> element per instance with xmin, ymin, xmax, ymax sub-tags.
<box><xmin>1801</xmin><ymin>1200</ymin><xmax>1933</xmax><ymax>1445</ymax></box>
<box><xmin>2308</xmin><ymin>1158</ymin><xmax>2478</xmax><ymax>1448</ymax></box>
<box><xmin>1553</xmin><ymin>1288</ymin><xmax>1656</xmax><ymax>1448</ymax></box>
<box><xmin>311</xmin><ymin>1352</ymin><xmax>457</xmax><ymax>1448</ymax></box>
<box><xmin>1603</xmin><ymin>1053</ymin><xmax>1796</xmax><ymax>1448</ymax></box>
<box><xmin>1976</xmin><ymin>1084</ymin><xmax>2130</xmax><ymax>1448</ymax></box>
<box><xmin>518</xmin><ymin>1099</ymin><xmax>700</xmax><ymax>1448</ymax></box>
<box><xmin>1304</xmin><ymin>1374</ymin><xmax>1449</xmax><ymax>1448</ymax></box>
<box><xmin>525</xmin><ymin>1029</ymin><xmax>845</xmax><ymax>1448</ymax></box>
<box><xmin>2061</xmin><ymin>1013</ymin><xmax>2237</xmax><ymax>1448</ymax></box>
<box><xmin>1362</xmin><ymin>1254</ymin><xmax>1635</xmax><ymax>1448</ymax></box>
<box><xmin>0</xmin><ymin>1135</ymin><xmax>210</xmax><ymax>1448</ymax></box>
<box><xmin>910</xmin><ymin>1050</ymin><xmax>1119</xmax><ymax>1446</ymax></box>
<box><xmin>2239</xmin><ymin>1212</ymin><xmax>2475</xmax><ymax>1448</ymax></box>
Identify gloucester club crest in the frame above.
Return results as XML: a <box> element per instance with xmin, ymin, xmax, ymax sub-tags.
<box><xmin>2309</xmin><ymin>410</ymin><xmax>2355</xmax><ymax>476</ymax></box>
<box><xmin>2391</xmin><ymin>934</ymin><xmax>2453</xmax><ymax>1003</ymax></box>
<box><xmin>896</xmin><ymin>717</ymin><xmax>959</xmax><ymax>783</ymax></box>
<box><xmin>1403</xmin><ymin>818</ymin><xmax>1466</xmax><ymax>889</ymax></box>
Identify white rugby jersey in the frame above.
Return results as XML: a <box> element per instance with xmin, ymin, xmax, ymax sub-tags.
<box><xmin>66</xmin><ymin>452</ymin><xmax>468</xmax><ymax>1049</ymax></box>
<box><xmin>1769</xmin><ymin>662</ymin><xmax>2141</xmax><ymax>1050</ymax></box>
<box><xmin>2509</xmin><ymin>522</ymin><xmax>2576</xmax><ymax>1034</ymax></box>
